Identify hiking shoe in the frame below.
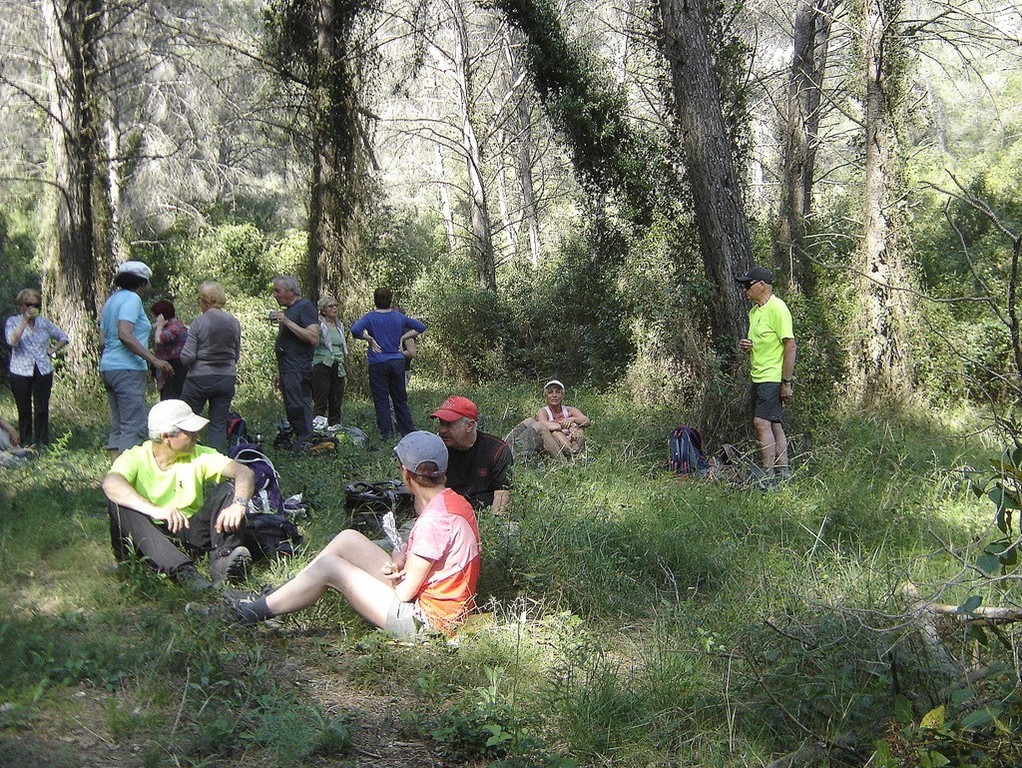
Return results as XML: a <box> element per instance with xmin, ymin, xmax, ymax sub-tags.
<box><xmin>173</xmin><ymin>563</ymin><xmax>214</xmax><ymax>592</ymax></box>
<box><xmin>313</xmin><ymin>415</ymin><xmax>328</xmax><ymax>431</ymax></box>
<box><xmin>210</xmin><ymin>546</ymin><xmax>252</xmax><ymax>587</ymax></box>
<box><xmin>185</xmin><ymin>593</ymin><xmax>259</xmax><ymax>625</ymax></box>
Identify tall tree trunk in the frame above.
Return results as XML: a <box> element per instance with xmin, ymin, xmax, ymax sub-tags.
<box><xmin>659</xmin><ymin>0</ymin><xmax>751</xmax><ymax>363</ymax></box>
<box><xmin>308</xmin><ymin>0</ymin><xmax>369</xmax><ymax>308</ymax></box>
<box><xmin>504</xmin><ymin>28</ymin><xmax>541</xmax><ymax>267</ymax></box>
<box><xmin>495</xmin><ymin>144</ymin><xmax>520</xmax><ymax>255</ymax></box>
<box><xmin>434</xmin><ymin>144</ymin><xmax>459</xmax><ymax>254</ymax></box>
<box><xmin>42</xmin><ymin>0</ymin><xmax>111</xmax><ymax>378</ymax></box>
<box><xmin>853</xmin><ymin>0</ymin><xmax>914</xmax><ymax>398</ymax></box>
<box><xmin>450</xmin><ymin>0</ymin><xmax>496</xmax><ymax>293</ymax></box>
<box><xmin>774</xmin><ymin>0</ymin><xmax>835</xmax><ymax>292</ymax></box>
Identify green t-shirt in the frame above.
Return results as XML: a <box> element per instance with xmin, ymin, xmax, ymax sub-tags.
<box><xmin>110</xmin><ymin>442</ymin><xmax>232</xmax><ymax>519</ymax></box>
<box><xmin>748</xmin><ymin>294</ymin><xmax>794</xmax><ymax>383</ymax></box>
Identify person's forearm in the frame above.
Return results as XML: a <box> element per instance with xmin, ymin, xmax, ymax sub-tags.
<box><xmin>103</xmin><ymin>475</ymin><xmax>160</xmax><ymax>517</ymax></box>
<box><xmin>782</xmin><ymin>340</ymin><xmax>797</xmax><ymax>380</ymax></box>
<box><xmin>290</xmin><ymin>319</ymin><xmax>319</xmax><ymax>345</ymax></box>
<box><xmin>8</xmin><ymin>318</ymin><xmax>28</xmax><ymax>346</ymax></box>
<box><xmin>119</xmin><ymin>330</ymin><xmax>158</xmax><ymax>366</ymax></box>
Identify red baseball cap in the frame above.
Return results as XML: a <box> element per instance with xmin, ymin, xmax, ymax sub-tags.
<box><xmin>430</xmin><ymin>395</ymin><xmax>479</xmax><ymax>422</ymax></box>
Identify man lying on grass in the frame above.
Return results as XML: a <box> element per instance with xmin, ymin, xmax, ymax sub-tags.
<box><xmin>193</xmin><ymin>431</ymin><xmax>482</xmax><ymax>640</ymax></box>
<box><xmin>102</xmin><ymin>399</ymin><xmax>258</xmax><ymax>590</ymax></box>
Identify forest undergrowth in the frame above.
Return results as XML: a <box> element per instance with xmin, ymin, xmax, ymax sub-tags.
<box><xmin>0</xmin><ymin>379</ymin><xmax>1014</xmax><ymax>768</ymax></box>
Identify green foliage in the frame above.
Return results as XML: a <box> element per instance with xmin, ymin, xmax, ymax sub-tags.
<box><xmin>0</xmin><ymin>613</ymin><xmax>145</xmax><ymax>694</ymax></box>
<box><xmin>882</xmin><ymin>666</ymin><xmax>1022</xmax><ymax>767</ymax></box>
<box><xmin>492</xmin><ymin>0</ymin><xmax>681</xmax><ymax>226</ymax></box>
<box><xmin>969</xmin><ymin>438</ymin><xmax>1022</xmax><ymax>576</ymax></box>
<box><xmin>501</xmin><ymin>228</ymin><xmax>632</xmax><ymax>385</ymax></box>
<box><xmin>410</xmin><ymin>256</ymin><xmax>511</xmax><ymax>382</ymax></box>
<box><xmin>135</xmin><ymin>220</ymin><xmax>307</xmax><ymax>304</ymax></box>
<box><xmin>0</xmin><ymin>206</ymin><xmax>40</xmax><ymax>306</ymax></box>
<box><xmin>360</xmin><ymin>203</ymin><xmax>443</xmax><ymax>294</ymax></box>
<box><xmin>168</xmin><ymin>223</ymin><xmax>273</xmax><ymax>297</ymax></box>
<box><xmin>404</xmin><ymin>665</ymin><xmax>575</xmax><ymax>766</ymax></box>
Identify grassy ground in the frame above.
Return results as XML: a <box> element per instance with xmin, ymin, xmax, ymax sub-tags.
<box><xmin>0</xmin><ymin>378</ymin><xmax>1005</xmax><ymax>767</ymax></box>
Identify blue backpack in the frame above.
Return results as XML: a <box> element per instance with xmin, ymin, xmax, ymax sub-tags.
<box><xmin>669</xmin><ymin>426</ymin><xmax>710</xmax><ymax>478</ymax></box>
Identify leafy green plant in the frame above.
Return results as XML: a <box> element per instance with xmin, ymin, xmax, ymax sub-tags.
<box><xmin>971</xmin><ymin>443</ymin><xmax>1022</xmax><ymax>576</ymax></box>
<box><xmin>403</xmin><ymin>665</ymin><xmax>573</xmax><ymax>765</ymax></box>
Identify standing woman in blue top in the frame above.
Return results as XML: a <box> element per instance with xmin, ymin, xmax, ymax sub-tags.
<box><xmin>349</xmin><ymin>287</ymin><xmax>425</xmax><ymax>439</ymax></box>
<box><xmin>99</xmin><ymin>261</ymin><xmax>173</xmax><ymax>459</ymax></box>
<box><xmin>5</xmin><ymin>288</ymin><xmax>70</xmax><ymax>447</ymax></box>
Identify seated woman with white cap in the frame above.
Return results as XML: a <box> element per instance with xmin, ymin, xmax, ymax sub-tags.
<box><xmin>526</xmin><ymin>379</ymin><xmax>590</xmax><ymax>459</ymax></box>
<box><xmin>206</xmin><ymin>431</ymin><xmax>481</xmax><ymax>639</ymax></box>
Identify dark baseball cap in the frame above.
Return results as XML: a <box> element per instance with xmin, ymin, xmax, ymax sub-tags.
<box><xmin>736</xmin><ymin>266</ymin><xmax>774</xmax><ymax>285</ymax></box>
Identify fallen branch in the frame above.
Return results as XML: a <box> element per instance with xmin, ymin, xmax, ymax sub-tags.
<box><xmin>921</xmin><ymin>602</ymin><xmax>1022</xmax><ymax>626</ymax></box>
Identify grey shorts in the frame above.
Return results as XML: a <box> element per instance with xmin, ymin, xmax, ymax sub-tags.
<box><xmin>383</xmin><ymin>598</ymin><xmax>426</xmax><ymax>640</ymax></box>
<box><xmin>751</xmin><ymin>382</ymin><xmax>784</xmax><ymax>423</ymax></box>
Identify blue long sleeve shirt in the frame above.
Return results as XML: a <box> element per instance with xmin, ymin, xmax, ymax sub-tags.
<box><xmin>350</xmin><ymin>309</ymin><xmax>426</xmax><ymax>365</ymax></box>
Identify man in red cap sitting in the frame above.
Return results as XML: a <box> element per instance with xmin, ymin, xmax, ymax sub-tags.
<box><xmin>430</xmin><ymin>396</ymin><xmax>513</xmax><ymax>517</ymax></box>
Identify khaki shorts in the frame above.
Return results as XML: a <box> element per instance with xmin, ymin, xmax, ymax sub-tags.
<box><xmin>384</xmin><ymin>598</ymin><xmax>426</xmax><ymax>640</ymax></box>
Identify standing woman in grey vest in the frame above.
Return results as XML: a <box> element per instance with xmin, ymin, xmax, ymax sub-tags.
<box><xmin>180</xmin><ymin>281</ymin><xmax>242</xmax><ymax>452</ymax></box>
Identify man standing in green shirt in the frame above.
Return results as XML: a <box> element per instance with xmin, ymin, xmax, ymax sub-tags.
<box><xmin>736</xmin><ymin>266</ymin><xmax>797</xmax><ymax>487</ymax></box>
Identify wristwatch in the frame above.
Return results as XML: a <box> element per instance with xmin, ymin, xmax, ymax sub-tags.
<box><xmin>233</xmin><ymin>497</ymin><xmax>251</xmax><ymax>507</ymax></box>
<box><xmin>782</xmin><ymin>379</ymin><xmax>793</xmax><ymax>386</ymax></box>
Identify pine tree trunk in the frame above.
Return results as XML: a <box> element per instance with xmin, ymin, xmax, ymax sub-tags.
<box><xmin>451</xmin><ymin>0</ymin><xmax>497</xmax><ymax>293</ymax></box>
<box><xmin>659</xmin><ymin>0</ymin><xmax>752</xmax><ymax>362</ymax></box>
<box><xmin>504</xmin><ymin>28</ymin><xmax>541</xmax><ymax>267</ymax></box>
<box><xmin>434</xmin><ymin>145</ymin><xmax>459</xmax><ymax>255</ymax></box>
<box><xmin>774</xmin><ymin>0</ymin><xmax>834</xmax><ymax>292</ymax></box>
<box><xmin>854</xmin><ymin>0</ymin><xmax>914</xmax><ymax>398</ymax></box>
<box><xmin>308</xmin><ymin>0</ymin><xmax>369</xmax><ymax>309</ymax></box>
<box><xmin>42</xmin><ymin>0</ymin><xmax>111</xmax><ymax>378</ymax></box>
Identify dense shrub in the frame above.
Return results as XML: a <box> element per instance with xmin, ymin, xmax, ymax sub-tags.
<box><xmin>410</xmin><ymin>256</ymin><xmax>511</xmax><ymax>383</ymax></box>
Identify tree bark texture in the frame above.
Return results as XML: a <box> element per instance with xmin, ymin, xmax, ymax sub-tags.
<box><xmin>504</xmin><ymin>28</ymin><xmax>541</xmax><ymax>267</ymax></box>
<box><xmin>308</xmin><ymin>0</ymin><xmax>371</xmax><ymax>309</ymax></box>
<box><xmin>42</xmin><ymin>0</ymin><xmax>112</xmax><ymax>377</ymax></box>
<box><xmin>434</xmin><ymin>145</ymin><xmax>459</xmax><ymax>255</ymax></box>
<box><xmin>855</xmin><ymin>0</ymin><xmax>914</xmax><ymax>398</ymax></box>
<box><xmin>774</xmin><ymin>0</ymin><xmax>835</xmax><ymax>292</ymax></box>
<box><xmin>450</xmin><ymin>0</ymin><xmax>497</xmax><ymax>293</ymax></box>
<box><xmin>659</xmin><ymin>0</ymin><xmax>752</xmax><ymax>360</ymax></box>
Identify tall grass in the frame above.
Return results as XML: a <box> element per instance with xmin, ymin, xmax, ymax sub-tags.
<box><xmin>0</xmin><ymin>381</ymin><xmax>1000</xmax><ymax>766</ymax></box>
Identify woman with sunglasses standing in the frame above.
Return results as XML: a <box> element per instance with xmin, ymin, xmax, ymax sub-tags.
<box><xmin>5</xmin><ymin>288</ymin><xmax>69</xmax><ymax>447</ymax></box>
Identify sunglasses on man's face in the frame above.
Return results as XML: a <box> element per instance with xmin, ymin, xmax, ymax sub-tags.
<box><xmin>24</xmin><ymin>302</ymin><xmax>41</xmax><ymax>308</ymax></box>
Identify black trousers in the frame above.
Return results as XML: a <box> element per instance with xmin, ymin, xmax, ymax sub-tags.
<box><xmin>10</xmin><ymin>367</ymin><xmax>53</xmax><ymax>445</ymax></box>
<box><xmin>279</xmin><ymin>370</ymin><xmax>314</xmax><ymax>441</ymax></box>
<box><xmin>108</xmin><ymin>482</ymin><xmax>254</xmax><ymax>574</ymax></box>
<box><xmin>311</xmin><ymin>362</ymin><xmax>345</xmax><ymax>424</ymax></box>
